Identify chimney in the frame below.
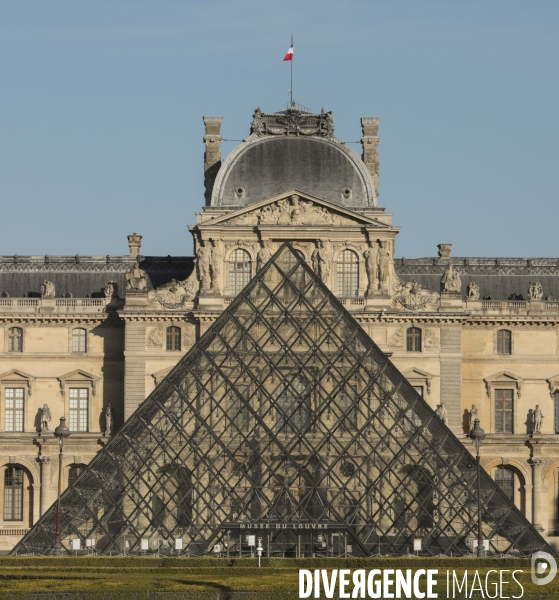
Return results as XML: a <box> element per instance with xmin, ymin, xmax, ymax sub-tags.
<box><xmin>360</xmin><ymin>118</ymin><xmax>380</xmax><ymax>200</ymax></box>
<box><xmin>127</xmin><ymin>233</ymin><xmax>142</xmax><ymax>257</ymax></box>
<box><xmin>203</xmin><ymin>116</ymin><xmax>223</xmax><ymax>206</ymax></box>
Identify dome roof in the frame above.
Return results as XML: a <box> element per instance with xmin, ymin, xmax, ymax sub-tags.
<box><xmin>210</xmin><ymin>108</ymin><xmax>377</xmax><ymax>209</ymax></box>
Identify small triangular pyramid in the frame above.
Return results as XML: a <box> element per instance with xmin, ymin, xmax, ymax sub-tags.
<box><xmin>14</xmin><ymin>244</ymin><xmax>552</xmax><ymax>556</ymax></box>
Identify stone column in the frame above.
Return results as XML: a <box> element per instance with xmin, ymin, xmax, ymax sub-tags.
<box><xmin>530</xmin><ymin>458</ymin><xmax>544</xmax><ymax>530</ymax></box>
<box><xmin>440</xmin><ymin>326</ymin><xmax>462</xmax><ymax>434</ymax></box>
<box><xmin>37</xmin><ymin>456</ymin><xmax>52</xmax><ymax>516</ymax></box>
<box><xmin>203</xmin><ymin>116</ymin><xmax>223</xmax><ymax>205</ymax></box>
<box><xmin>127</xmin><ymin>233</ymin><xmax>142</xmax><ymax>257</ymax></box>
<box><xmin>360</xmin><ymin>118</ymin><xmax>380</xmax><ymax>200</ymax></box>
<box><xmin>124</xmin><ymin>322</ymin><xmax>147</xmax><ymax>420</ymax></box>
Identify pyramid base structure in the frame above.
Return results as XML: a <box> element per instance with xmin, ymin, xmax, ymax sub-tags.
<box><xmin>12</xmin><ymin>245</ymin><xmax>554</xmax><ymax>557</ymax></box>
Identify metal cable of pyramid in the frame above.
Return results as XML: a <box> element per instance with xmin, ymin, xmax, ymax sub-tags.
<box><xmin>12</xmin><ymin>243</ymin><xmax>554</xmax><ymax>557</ymax></box>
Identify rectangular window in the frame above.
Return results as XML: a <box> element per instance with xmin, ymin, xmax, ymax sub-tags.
<box><xmin>495</xmin><ymin>389</ymin><xmax>514</xmax><ymax>433</ymax></box>
<box><xmin>4</xmin><ymin>467</ymin><xmax>23</xmax><ymax>521</ymax></box>
<box><xmin>5</xmin><ymin>388</ymin><xmax>24</xmax><ymax>432</ymax></box>
<box><xmin>69</xmin><ymin>388</ymin><xmax>89</xmax><ymax>432</ymax></box>
<box><xmin>412</xmin><ymin>386</ymin><xmax>424</xmax><ymax>398</ymax></box>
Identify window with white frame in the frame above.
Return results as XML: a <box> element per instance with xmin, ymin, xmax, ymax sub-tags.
<box><xmin>4</xmin><ymin>467</ymin><xmax>23</xmax><ymax>521</ymax></box>
<box><xmin>336</xmin><ymin>249</ymin><xmax>359</xmax><ymax>297</ymax></box>
<box><xmin>229</xmin><ymin>249</ymin><xmax>252</xmax><ymax>295</ymax></box>
<box><xmin>8</xmin><ymin>327</ymin><xmax>23</xmax><ymax>352</ymax></box>
<box><xmin>495</xmin><ymin>389</ymin><xmax>514</xmax><ymax>433</ymax></box>
<box><xmin>5</xmin><ymin>388</ymin><xmax>24</xmax><ymax>432</ymax></box>
<box><xmin>412</xmin><ymin>385</ymin><xmax>424</xmax><ymax>398</ymax></box>
<box><xmin>69</xmin><ymin>388</ymin><xmax>89</xmax><ymax>432</ymax></box>
<box><xmin>72</xmin><ymin>328</ymin><xmax>87</xmax><ymax>352</ymax></box>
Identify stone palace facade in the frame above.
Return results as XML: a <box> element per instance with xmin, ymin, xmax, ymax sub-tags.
<box><xmin>0</xmin><ymin>106</ymin><xmax>558</xmax><ymax>552</ymax></box>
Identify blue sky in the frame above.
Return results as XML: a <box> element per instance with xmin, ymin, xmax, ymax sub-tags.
<box><xmin>1</xmin><ymin>1</ymin><xmax>557</xmax><ymax>258</ymax></box>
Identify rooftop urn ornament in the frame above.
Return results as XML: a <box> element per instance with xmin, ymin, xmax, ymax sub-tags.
<box><xmin>54</xmin><ymin>416</ymin><xmax>70</xmax><ymax>556</ymax></box>
<box><xmin>127</xmin><ymin>233</ymin><xmax>142</xmax><ymax>257</ymax></box>
<box><xmin>470</xmin><ymin>418</ymin><xmax>486</xmax><ymax>557</ymax></box>
<box><xmin>437</xmin><ymin>243</ymin><xmax>452</xmax><ymax>258</ymax></box>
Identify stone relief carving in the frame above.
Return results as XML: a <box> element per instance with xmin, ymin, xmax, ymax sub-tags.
<box><xmin>125</xmin><ymin>262</ymin><xmax>147</xmax><ymax>292</ymax></box>
<box><xmin>467</xmin><ymin>282</ymin><xmax>480</xmax><ymax>300</ymax></box>
<box><xmin>423</xmin><ymin>328</ymin><xmax>439</xmax><ymax>349</ymax></box>
<box><xmin>146</xmin><ymin>326</ymin><xmax>163</xmax><ymax>347</ymax></box>
<box><xmin>393</xmin><ymin>281</ymin><xmax>438</xmax><ymax>311</ymax></box>
<box><xmin>148</xmin><ymin>271</ymin><xmax>197</xmax><ymax>309</ymax></box>
<box><xmin>183</xmin><ymin>324</ymin><xmax>196</xmax><ymax>348</ymax></box>
<box><xmin>311</xmin><ymin>240</ymin><xmax>331</xmax><ymax>281</ymax></box>
<box><xmin>250</xmin><ymin>107</ymin><xmax>335</xmax><ymax>139</ymax></box>
<box><xmin>41</xmin><ymin>280</ymin><xmax>55</xmax><ymax>298</ymax></box>
<box><xmin>226</xmin><ymin>196</ymin><xmax>358</xmax><ymax>227</ymax></box>
<box><xmin>528</xmin><ymin>281</ymin><xmax>543</xmax><ymax>300</ymax></box>
<box><xmin>388</xmin><ymin>327</ymin><xmax>404</xmax><ymax>348</ymax></box>
<box><xmin>441</xmin><ymin>264</ymin><xmax>461</xmax><ymax>293</ymax></box>
<box><xmin>104</xmin><ymin>281</ymin><xmax>119</xmax><ymax>298</ymax></box>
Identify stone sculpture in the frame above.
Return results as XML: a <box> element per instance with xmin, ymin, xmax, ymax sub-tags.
<box><xmin>441</xmin><ymin>264</ymin><xmax>461</xmax><ymax>293</ymax></box>
<box><xmin>105</xmin><ymin>404</ymin><xmax>113</xmax><ymax>436</ymax></box>
<box><xmin>469</xmin><ymin>405</ymin><xmax>478</xmax><ymax>432</ymax></box>
<box><xmin>311</xmin><ymin>240</ymin><xmax>331</xmax><ymax>281</ymax></box>
<box><xmin>210</xmin><ymin>239</ymin><xmax>222</xmax><ymax>291</ymax></box>
<box><xmin>363</xmin><ymin>241</ymin><xmax>378</xmax><ymax>294</ymax></box>
<box><xmin>528</xmin><ymin>282</ymin><xmax>543</xmax><ymax>301</ymax></box>
<box><xmin>41</xmin><ymin>404</ymin><xmax>51</xmax><ymax>431</ymax></box>
<box><xmin>41</xmin><ymin>280</ymin><xmax>55</xmax><ymax>298</ymax></box>
<box><xmin>378</xmin><ymin>241</ymin><xmax>391</xmax><ymax>290</ymax></box>
<box><xmin>104</xmin><ymin>281</ymin><xmax>118</xmax><ymax>298</ymax></box>
<box><xmin>467</xmin><ymin>282</ymin><xmax>480</xmax><ymax>300</ymax></box>
<box><xmin>257</xmin><ymin>240</ymin><xmax>273</xmax><ymax>271</ymax></box>
<box><xmin>196</xmin><ymin>241</ymin><xmax>211</xmax><ymax>291</ymax></box>
<box><xmin>125</xmin><ymin>262</ymin><xmax>147</xmax><ymax>291</ymax></box>
<box><xmin>533</xmin><ymin>405</ymin><xmax>543</xmax><ymax>434</ymax></box>
<box><xmin>435</xmin><ymin>403</ymin><xmax>448</xmax><ymax>425</ymax></box>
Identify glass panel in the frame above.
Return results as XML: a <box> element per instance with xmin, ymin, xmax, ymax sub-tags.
<box><xmin>495</xmin><ymin>468</ymin><xmax>514</xmax><ymax>502</ymax></box>
<box><xmin>229</xmin><ymin>249</ymin><xmax>252</xmax><ymax>295</ymax></box>
<box><xmin>337</xmin><ymin>250</ymin><xmax>359</xmax><ymax>297</ymax></box>
<box><xmin>72</xmin><ymin>329</ymin><xmax>87</xmax><ymax>352</ymax></box>
<box><xmin>5</xmin><ymin>388</ymin><xmax>24</xmax><ymax>432</ymax></box>
<box><xmin>13</xmin><ymin>244</ymin><xmax>552</xmax><ymax>558</ymax></box>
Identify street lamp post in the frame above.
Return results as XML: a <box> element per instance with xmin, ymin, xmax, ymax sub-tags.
<box><xmin>470</xmin><ymin>418</ymin><xmax>486</xmax><ymax>557</ymax></box>
<box><xmin>54</xmin><ymin>416</ymin><xmax>70</xmax><ymax>556</ymax></box>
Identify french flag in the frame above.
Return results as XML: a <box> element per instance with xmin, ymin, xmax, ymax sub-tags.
<box><xmin>283</xmin><ymin>42</ymin><xmax>293</xmax><ymax>62</ymax></box>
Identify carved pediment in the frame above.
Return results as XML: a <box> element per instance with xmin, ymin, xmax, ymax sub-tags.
<box><xmin>401</xmin><ymin>368</ymin><xmax>436</xmax><ymax>396</ymax></box>
<box><xmin>58</xmin><ymin>369</ymin><xmax>100</xmax><ymax>396</ymax></box>
<box><xmin>209</xmin><ymin>191</ymin><xmax>382</xmax><ymax>227</ymax></box>
<box><xmin>484</xmin><ymin>371</ymin><xmax>524</xmax><ymax>398</ymax></box>
<box><xmin>0</xmin><ymin>369</ymin><xmax>35</xmax><ymax>395</ymax></box>
<box><xmin>152</xmin><ymin>366</ymin><xmax>174</xmax><ymax>386</ymax></box>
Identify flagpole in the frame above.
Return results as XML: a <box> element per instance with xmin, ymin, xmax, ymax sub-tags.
<box><xmin>290</xmin><ymin>29</ymin><xmax>293</xmax><ymax>107</ymax></box>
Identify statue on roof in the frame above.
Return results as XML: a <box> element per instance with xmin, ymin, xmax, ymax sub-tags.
<box><xmin>41</xmin><ymin>280</ymin><xmax>55</xmax><ymax>298</ymax></box>
<box><xmin>441</xmin><ymin>264</ymin><xmax>461</xmax><ymax>293</ymax></box>
<box><xmin>126</xmin><ymin>262</ymin><xmax>147</xmax><ymax>292</ymax></box>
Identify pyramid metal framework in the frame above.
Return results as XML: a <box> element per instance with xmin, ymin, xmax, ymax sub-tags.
<box><xmin>13</xmin><ymin>244</ymin><xmax>552</xmax><ymax>556</ymax></box>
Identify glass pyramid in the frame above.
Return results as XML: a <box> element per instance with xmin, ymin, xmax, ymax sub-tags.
<box><xmin>13</xmin><ymin>244</ymin><xmax>552</xmax><ymax>556</ymax></box>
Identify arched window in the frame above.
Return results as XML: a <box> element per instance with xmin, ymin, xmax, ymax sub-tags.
<box><xmin>229</xmin><ymin>249</ymin><xmax>252</xmax><ymax>295</ymax></box>
<box><xmin>8</xmin><ymin>327</ymin><xmax>23</xmax><ymax>352</ymax></box>
<box><xmin>337</xmin><ymin>250</ymin><xmax>359</xmax><ymax>297</ymax></box>
<box><xmin>406</xmin><ymin>327</ymin><xmax>422</xmax><ymax>352</ymax></box>
<box><xmin>72</xmin><ymin>328</ymin><xmax>87</xmax><ymax>352</ymax></box>
<box><xmin>68</xmin><ymin>464</ymin><xmax>87</xmax><ymax>487</ymax></box>
<box><xmin>166</xmin><ymin>326</ymin><xmax>181</xmax><ymax>351</ymax></box>
<box><xmin>4</xmin><ymin>467</ymin><xmax>23</xmax><ymax>521</ymax></box>
<box><xmin>495</xmin><ymin>467</ymin><xmax>514</xmax><ymax>502</ymax></box>
<box><xmin>497</xmin><ymin>330</ymin><xmax>512</xmax><ymax>354</ymax></box>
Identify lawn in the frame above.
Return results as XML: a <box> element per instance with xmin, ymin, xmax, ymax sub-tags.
<box><xmin>0</xmin><ymin>556</ymin><xmax>557</xmax><ymax>598</ymax></box>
